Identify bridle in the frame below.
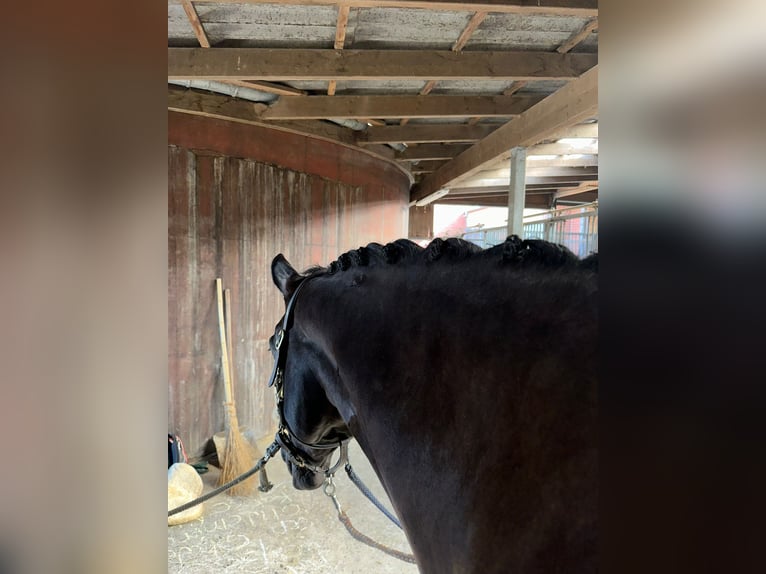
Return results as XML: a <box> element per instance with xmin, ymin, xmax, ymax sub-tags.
<box><xmin>169</xmin><ymin>274</ymin><xmax>415</xmax><ymax>563</ymax></box>
<box><xmin>267</xmin><ymin>277</ymin><xmax>350</xmax><ymax>476</ymax></box>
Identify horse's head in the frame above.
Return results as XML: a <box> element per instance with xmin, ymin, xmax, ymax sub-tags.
<box><xmin>269</xmin><ymin>254</ymin><xmax>350</xmax><ymax>490</ymax></box>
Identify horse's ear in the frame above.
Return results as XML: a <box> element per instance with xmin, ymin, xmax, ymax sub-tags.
<box><xmin>271</xmin><ymin>254</ymin><xmax>300</xmax><ymax>299</ymax></box>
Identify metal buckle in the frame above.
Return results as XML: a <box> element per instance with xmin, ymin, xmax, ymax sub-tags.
<box><xmin>274</xmin><ymin>328</ymin><xmax>284</xmax><ymax>350</ymax></box>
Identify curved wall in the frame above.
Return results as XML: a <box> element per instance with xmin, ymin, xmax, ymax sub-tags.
<box><xmin>169</xmin><ymin>112</ymin><xmax>410</xmax><ymax>454</ymax></box>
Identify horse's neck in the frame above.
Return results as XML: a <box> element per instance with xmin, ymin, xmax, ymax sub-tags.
<box><xmin>319</xmin><ymin>316</ymin><xmax>491</xmax><ymax>571</ymax></box>
<box><xmin>310</xmin><ymin>269</ymin><xmax>597</xmax><ymax>572</ymax></box>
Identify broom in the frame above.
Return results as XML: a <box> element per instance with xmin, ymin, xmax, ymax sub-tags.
<box><xmin>215</xmin><ymin>278</ymin><xmax>257</xmax><ymax>495</ymax></box>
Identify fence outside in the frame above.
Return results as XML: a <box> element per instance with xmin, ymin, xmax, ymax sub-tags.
<box><xmin>462</xmin><ymin>202</ymin><xmax>598</xmax><ymax>258</ymax></box>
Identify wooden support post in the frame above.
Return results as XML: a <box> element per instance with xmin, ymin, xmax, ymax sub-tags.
<box><xmin>507</xmin><ymin>147</ymin><xmax>527</xmax><ymax>237</ymax></box>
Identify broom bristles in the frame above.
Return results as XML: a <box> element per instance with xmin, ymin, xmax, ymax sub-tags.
<box><xmin>218</xmin><ymin>403</ymin><xmax>257</xmax><ymax>495</ymax></box>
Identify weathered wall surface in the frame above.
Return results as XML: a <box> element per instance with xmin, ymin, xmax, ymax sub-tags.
<box><xmin>169</xmin><ymin>112</ymin><xmax>410</xmax><ymax>455</ymax></box>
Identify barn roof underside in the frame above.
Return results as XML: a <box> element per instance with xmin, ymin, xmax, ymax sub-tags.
<box><xmin>168</xmin><ymin>1</ymin><xmax>598</xmax><ymax>208</ymax></box>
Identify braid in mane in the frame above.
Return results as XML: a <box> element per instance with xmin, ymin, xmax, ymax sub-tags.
<box><xmin>303</xmin><ymin>235</ymin><xmax>595</xmax><ymax>277</ymax></box>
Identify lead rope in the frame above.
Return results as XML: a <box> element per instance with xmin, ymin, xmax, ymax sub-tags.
<box><xmin>345</xmin><ymin>463</ymin><xmax>403</xmax><ymax>529</ymax></box>
<box><xmin>323</xmin><ymin>476</ymin><xmax>417</xmax><ymax>564</ymax></box>
<box><xmin>168</xmin><ymin>441</ymin><xmax>281</xmax><ymax>517</ymax></box>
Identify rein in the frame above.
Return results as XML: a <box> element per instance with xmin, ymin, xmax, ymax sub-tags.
<box><xmin>168</xmin><ymin>277</ymin><xmax>415</xmax><ymax>564</ymax></box>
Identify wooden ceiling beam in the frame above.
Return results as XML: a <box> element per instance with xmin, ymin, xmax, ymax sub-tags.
<box><xmin>413</xmin><ymin>65</ymin><xmax>598</xmax><ymax>200</ymax></box>
<box><xmin>359</xmin><ymin>124</ymin><xmax>499</xmax><ymax>144</ymax></box>
<box><xmin>261</xmin><ymin>94</ymin><xmax>543</xmax><ymax>120</ymax></box>
<box><xmin>168</xmin><ymin>1</ymin><xmax>598</xmax><ymax>18</ymax></box>
<box><xmin>465</xmin><ymin>164</ymin><xmax>597</xmax><ymax>182</ymax></box>
<box><xmin>409</xmin><ymin>160</ymin><xmax>450</xmax><ymax>174</ymax></box>
<box><xmin>397</xmin><ymin>144</ymin><xmax>472</xmax><ymax>161</ymax></box>
<box><xmin>436</xmin><ymin>193</ymin><xmax>552</xmax><ymax>209</ymax></box>
<box><xmin>527</xmin><ymin>142</ymin><xmax>598</xmax><ymax>156</ymax></box>
<box><xmin>554</xmin><ymin>181</ymin><xmax>599</xmax><ymax>199</ymax></box>
<box><xmin>168</xmin><ymin>48</ymin><xmax>597</xmax><ymax>81</ymax></box>
<box><xmin>180</xmin><ymin>0</ymin><xmax>210</xmax><ymax>48</ymax></box>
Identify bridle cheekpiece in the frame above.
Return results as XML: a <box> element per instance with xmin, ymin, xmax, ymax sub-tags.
<box><xmin>268</xmin><ymin>278</ymin><xmax>349</xmax><ymax>475</ymax></box>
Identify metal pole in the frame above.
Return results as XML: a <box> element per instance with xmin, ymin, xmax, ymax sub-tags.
<box><xmin>507</xmin><ymin>147</ymin><xmax>527</xmax><ymax>237</ymax></box>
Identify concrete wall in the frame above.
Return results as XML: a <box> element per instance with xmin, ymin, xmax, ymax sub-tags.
<box><xmin>168</xmin><ymin>112</ymin><xmax>410</xmax><ymax>455</ymax></box>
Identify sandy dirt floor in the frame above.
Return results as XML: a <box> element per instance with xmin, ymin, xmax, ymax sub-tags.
<box><xmin>168</xmin><ymin>439</ymin><xmax>418</xmax><ymax>573</ymax></box>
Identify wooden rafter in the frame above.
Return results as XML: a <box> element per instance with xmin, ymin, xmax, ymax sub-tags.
<box><xmin>180</xmin><ymin>0</ymin><xmax>210</xmax><ymax>48</ymax></box>
<box><xmin>554</xmin><ymin>181</ymin><xmax>598</xmax><ymax>199</ymax></box>
<box><xmin>452</xmin><ymin>11</ymin><xmax>488</xmax><ymax>51</ymax></box>
<box><xmin>334</xmin><ymin>5</ymin><xmax>351</xmax><ymax>49</ymax></box>
<box><xmin>359</xmin><ymin>124</ymin><xmax>499</xmax><ymax>144</ymax></box>
<box><xmin>217</xmin><ymin>79</ymin><xmax>307</xmax><ymax>96</ymax></box>
<box><xmin>327</xmin><ymin>6</ymin><xmax>352</xmax><ymax>96</ymax></box>
<box><xmin>502</xmin><ymin>80</ymin><xmax>528</xmax><ymax>96</ymax></box>
<box><xmin>526</xmin><ymin>142</ymin><xmax>598</xmax><ymax>156</ymax></box>
<box><xmin>557</xmin><ymin>18</ymin><xmax>598</xmax><ymax>54</ymax></box>
<box><xmin>168</xmin><ymin>1</ymin><xmax>598</xmax><ymax>18</ymax></box>
<box><xmin>261</xmin><ymin>94</ymin><xmax>543</xmax><ymax>120</ymax></box>
<box><xmin>168</xmin><ymin>48</ymin><xmax>597</xmax><ymax>81</ymax></box>
<box><xmin>409</xmin><ymin>160</ymin><xmax>450</xmax><ymax>174</ymax></box>
<box><xmin>397</xmin><ymin>144</ymin><xmax>472</xmax><ymax>161</ymax></box>
<box><xmin>413</xmin><ymin>65</ymin><xmax>598</xmax><ymax>200</ymax></box>
<box><xmin>406</xmin><ymin>10</ymin><xmax>486</xmax><ymax>127</ymax></box>
<box><xmin>401</xmin><ymin>80</ymin><xmax>437</xmax><ymax>126</ymax></box>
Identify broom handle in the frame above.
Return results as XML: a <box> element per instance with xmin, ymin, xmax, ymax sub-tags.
<box><xmin>215</xmin><ymin>278</ymin><xmax>234</xmax><ymax>406</ymax></box>
<box><xmin>224</xmin><ymin>288</ymin><xmax>236</xmax><ymax>394</ymax></box>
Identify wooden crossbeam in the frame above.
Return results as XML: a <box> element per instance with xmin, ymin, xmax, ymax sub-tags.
<box><xmin>409</xmin><ymin>160</ymin><xmax>450</xmax><ymax>174</ymax></box>
<box><xmin>550</xmin><ymin>122</ymin><xmax>598</xmax><ymax>139</ymax></box>
<box><xmin>554</xmin><ymin>181</ymin><xmax>599</xmax><ymax>199</ymax></box>
<box><xmin>359</xmin><ymin>124</ymin><xmax>499</xmax><ymax>144</ymax></box>
<box><xmin>465</xmin><ymin>162</ymin><xmax>597</xmax><ymax>181</ymax></box>
<box><xmin>397</xmin><ymin>144</ymin><xmax>472</xmax><ymax>161</ymax></box>
<box><xmin>180</xmin><ymin>0</ymin><xmax>210</xmax><ymax>48</ymax></box>
<box><xmin>527</xmin><ymin>142</ymin><xmax>598</xmax><ymax>156</ymax></box>
<box><xmin>557</xmin><ymin>18</ymin><xmax>598</xmax><ymax>54</ymax></box>
<box><xmin>168</xmin><ymin>86</ymin><xmax>352</xmax><ymax>143</ymax></box>
<box><xmin>168</xmin><ymin>48</ymin><xmax>597</xmax><ymax>81</ymax></box>
<box><xmin>261</xmin><ymin>94</ymin><xmax>543</xmax><ymax>120</ymax></box>
<box><xmin>460</xmin><ymin>162</ymin><xmax>598</xmax><ymax>186</ymax></box>
<box><xmin>436</xmin><ymin>194</ymin><xmax>552</xmax><ymax>209</ymax></box>
<box><xmin>168</xmin><ymin>1</ymin><xmax>598</xmax><ymax>18</ymax></box>
<box><xmin>413</xmin><ymin>65</ymin><xmax>598</xmax><ymax>200</ymax></box>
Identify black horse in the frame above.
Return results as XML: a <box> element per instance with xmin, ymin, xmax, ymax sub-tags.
<box><xmin>269</xmin><ymin>236</ymin><xmax>597</xmax><ymax>573</ymax></box>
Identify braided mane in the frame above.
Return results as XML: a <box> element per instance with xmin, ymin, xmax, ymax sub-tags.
<box><xmin>304</xmin><ymin>236</ymin><xmax>596</xmax><ymax>278</ymax></box>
